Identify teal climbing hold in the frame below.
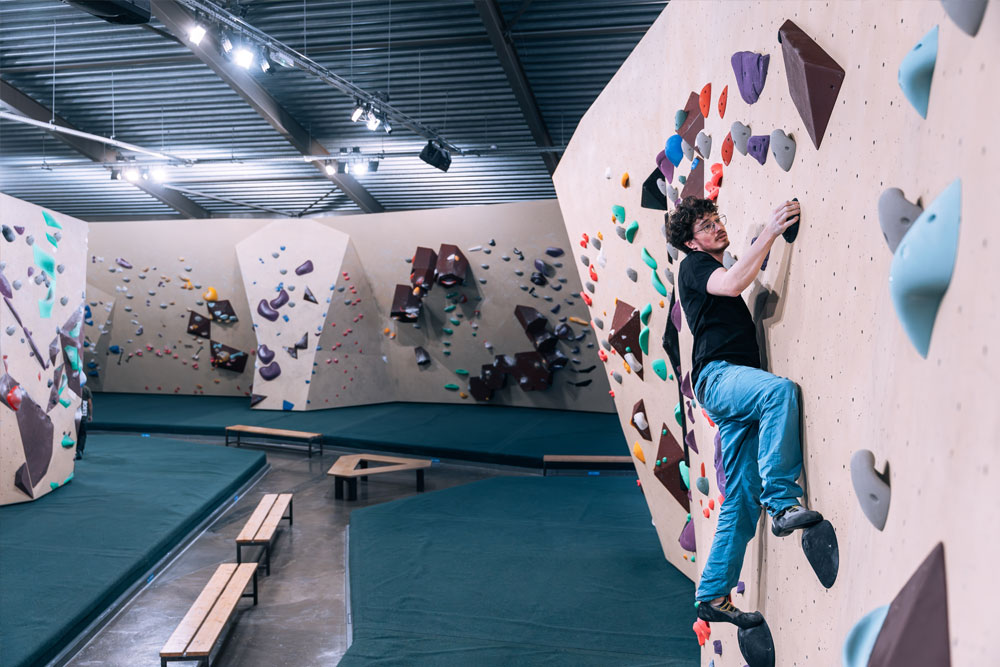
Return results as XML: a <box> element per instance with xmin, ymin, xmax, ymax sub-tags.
<box><xmin>64</xmin><ymin>345</ymin><xmax>81</xmax><ymax>371</ymax></box>
<box><xmin>612</xmin><ymin>204</ymin><xmax>625</xmax><ymax>224</ymax></box>
<box><xmin>651</xmin><ymin>359</ymin><xmax>668</xmax><ymax>380</ymax></box>
<box><xmin>61</xmin><ymin>434</ymin><xmax>75</xmax><ymax>448</ymax></box>
<box><xmin>43</xmin><ymin>210</ymin><xmax>62</xmax><ymax>228</ymax></box>
<box><xmin>59</xmin><ymin>396</ymin><xmax>71</xmax><ymax>408</ymax></box>
<box><xmin>455</xmin><ymin>369</ymin><xmax>470</xmax><ymax>376</ymax></box>
<box><xmin>443</xmin><ymin>350</ymin><xmax>451</xmax><ymax>356</ymax></box>
<box><xmin>442</xmin><ymin>327</ymin><xmax>454</xmax><ymax>335</ymax></box>
<box><xmin>674</xmin><ymin>402</ymin><xmax>682</xmax><ymax>426</ymax></box>
<box><xmin>444</xmin><ymin>304</ymin><xmax>456</xmax><ymax>312</ymax></box>
<box><xmin>842</xmin><ymin>605</ymin><xmax>890</xmax><ymax>667</ymax></box>
<box><xmin>444</xmin><ymin>383</ymin><xmax>460</xmax><ymax>391</ymax></box>
<box><xmin>678</xmin><ymin>174</ymin><xmax>687</xmax><ymax>185</ymax></box>
<box><xmin>889</xmin><ymin>178</ymin><xmax>960</xmax><ymax>357</ymax></box>
<box><xmin>679</xmin><ymin>461</ymin><xmax>690</xmax><ymax>489</ymax></box>
<box><xmin>640</xmin><ymin>303</ymin><xmax>652</xmax><ymax>325</ymax></box>
<box><xmin>651</xmin><ymin>270</ymin><xmax>668</xmax><ymax>296</ymax></box>
<box><xmin>62</xmin><ymin>472</ymin><xmax>74</xmax><ymax>485</ymax></box>
<box><xmin>443</xmin><ymin>341</ymin><xmax>452</xmax><ymax>346</ymax></box>
<box><xmin>639</xmin><ymin>326</ymin><xmax>650</xmax><ymax>354</ymax></box>
<box><xmin>50</xmin><ymin>482</ymin><xmax>59</xmax><ymax>490</ymax></box>
<box><xmin>641</xmin><ymin>247</ymin><xmax>657</xmax><ymax>269</ymax></box>
<box><xmin>32</xmin><ymin>245</ymin><xmax>56</xmax><ymax>274</ymax></box>
<box><xmin>625</xmin><ymin>220</ymin><xmax>639</xmax><ymax>243</ymax></box>
<box><xmin>45</xmin><ymin>233</ymin><xmax>59</xmax><ymax>247</ymax></box>
<box><xmin>696</xmin><ymin>476</ymin><xmax>710</xmax><ymax>495</ymax></box>
<box><xmin>898</xmin><ymin>25</ymin><xmax>938</xmax><ymax>119</ymax></box>
<box><xmin>449</xmin><ymin>318</ymin><xmax>461</xmax><ymax>326</ymax></box>
<box><xmin>674</xmin><ymin>109</ymin><xmax>688</xmax><ymax>131</ymax></box>
<box><xmin>669</xmin><ymin>374</ymin><xmax>674</xmax><ymax>381</ymax></box>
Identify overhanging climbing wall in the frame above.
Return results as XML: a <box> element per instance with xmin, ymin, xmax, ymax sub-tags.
<box><xmin>553</xmin><ymin>1</ymin><xmax>998</xmax><ymax>664</ymax></box>
<box><xmin>0</xmin><ymin>194</ymin><xmax>87</xmax><ymax>505</ymax></box>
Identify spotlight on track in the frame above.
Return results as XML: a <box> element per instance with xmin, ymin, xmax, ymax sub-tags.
<box><xmin>110</xmin><ymin>168</ymin><xmax>121</xmax><ymax>180</ymax></box>
<box><xmin>270</xmin><ymin>50</ymin><xmax>294</xmax><ymax>68</ymax></box>
<box><xmin>189</xmin><ymin>23</ymin><xmax>207</xmax><ymax>45</ymax></box>
<box><xmin>324</xmin><ymin>162</ymin><xmax>336</xmax><ymax>176</ymax></box>
<box><xmin>382</xmin><ymin>118</ymin><xmax>392</xmax><ymax>134</ymax></box>
<box><xmin>124</xmin><ymin>166</ymin><xmax>140</xmax><ymax>182</ymax></box>
<box><xmin>365</xmin><ymin>112</ymin><xmax>381</xmax><ymax>131</ymax></box>
<box><xmin>219</xmin><ymin>32</ymin><xmax>234</xmax><ymax>56</ymax></box>
<box><xmin>351</xmin><ymin>102</ymin><xmax>365</xmax><ymax>123</ymax></box>
<box><xmin>368</xmin><ymin>160</ymin><xmax>379</xmax><ymax>173</ymax></box>
<box><xmin>353</xmin><ymin>161</ymin><xmax>369</xmax><ymax>175</ymax></box>
<box><xmin>419</xmin><ymin>140</ymin><xmax>451</xmax><ymax>172</ymax></box>
<box><xmin>151</xmin><ymin>167</ymin><xmax>167</xmax><ymax>182</ymax></box>
<box><xmin>234</xmin><ymin>47</ymin><xmax>254</xmax><ymax>69</ymax></box>
<box><xmin>260</xmin><ymin>53</ymin><xmax>273</xmax><ymax>74</ymax></box>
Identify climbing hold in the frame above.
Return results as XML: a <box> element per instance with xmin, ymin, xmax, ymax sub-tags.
<box><xmin>718</xmin><ymin>85</ymin><xmax>728</xmax><ymax>118</ymax></box>
<box><xmin>878</xmin><ymin>188</ymin><xmax>923</xmax><ymax>253</ymax></box>
<box><xmin>674</xmin><ymin>109</ymin><xmax>687</xmax><ymax>131</ymax></box>
<box><xmin>443</xmin><ymin>383</ymin><xmax>460</xmax><ymax>391</ymax></box>
<box><xmin>713</xmin><ymin>640</ymin><xmax>723</xmax><ymax>656</ymax></box>
<box><xmin>545</xmin><ymin>247</ymin><xmax>564</xmax><ymax>257</ymax></box>
<box><xmin>61</xmin><ymin>434</ymin><xmax>75</xmax><ymax>448</ymax></box>
<box><xmin>624</xmin><ymin>352</ymin><xmax>642</xmax><ymax>374</ymax></box>
<box><xmin>665</xmin><ymin>134</ymin><xmax>684</xmax><ymax>167</ymax></box>
<box><xmin>674</xmin><ymin>402</ymin><xmax>683</xmax><ymax>426</ymax></box>
<box><xmin>257</xmin><ymin>299</ymin><xmax>279</xmax><ymax>322</ymax></box>
<box><xmin>651</xmin><ymin>270</ymin><xmax>668</xmax><ymax>297</ymax></box>
<box><xmin>680</xmin><ymin>157</ymin><xmax>704</xmax><ymax>200</ymax></box>
<box><xmin>782</xmin><ymin>197</ymin><xmax>802</xmax><ymax>243</ymax></box>
<box><xmin>614</xmin><ymin>226</ymin><xmax>627</xmax><ymax>241</ymax></box>
<box><xmin>257</xmin><ymin>344</ymin><xmax>275</xmax><ymax>364</ymax></box>
<box><xmin>731</xmin><ymin>122</ymin><xmax>751</xmax><ymax>156</ymax></box>
<box><xmin>889</xmin><ymin>178</ymin><xmax>961</xmax><ymax>357</ymax></box>
<box><xmin>721</xmin><ymin>132</ymin><xmax>734</xmax><ymax>166</ymax></box>
<box><xmin>295</xmin><ymin>259</ymin><xmax>314</xmax><ymax>275</ymax></box>
<box><xmin>769</xmin><ymin>130</ymin><xmax>795</xmax><ymax>171</ymax></box>
<box><xmin>632</xmin><ymin>411</ymin><xmax>650</xmax><ymax>435</ymax></box>
<box><xmin>651</xmin><ymin>359</ymin><xmax>667</xmax><ymax>380</ymax></box>
<box><xmin>621</xmin><ymin>172</ymin><xmax>630</xmax><ymax>188</ymax></box>
<box><xmin>708</xmin><ymin>162</ymin><xmax>723</xmax><ymax>189</ymax></box>
<box><xmin>258</xmin><ymin>362</ymin><xmax>282</xmax><ymax>380</ymax></box>
<box><xmin>679</xmin><ymin>515</ymin><xmax>696</xmax><ymax>550</ymax></box>
<box><xmin>696</xmin><ymin>476</ymin><xmax>710</xmax><ymax>495</ymax></box>
<box><xmin>898</xmin><ymin>25</ymin><xmax>938</xmax><ymax>119</ymax></box>
<box><xmin>639</xmin><ymin>326</ymin><xmax>649</xmax><ymax>354</ymax></box>
<box><xmin>625</xmin><ymin>268</ymin><xmax>638</xmax><ymax>282</ymax></box>
<box><xmin>677</xmin><ymin>91</ymin><xmax>703</xmax><ymax>147</ymax></box>
<box><xmin>695</xmin><ymin>131</ymin><xmax>712</xmax><ymax>160</ymax></box>
<box><xmin>738</xmin><ymin>620</ymin><xmax>776</xmax><ymax>667</ymax></box>
<box><xmin>941</xmin><ymin>0</ymin><xmax>987</xmax><ymax>36</ymax></box>
<box><xmin>641</xmin><ymin>168</ymin><xmax>668</xmax><ymax>211</ymax></box>
<box><xmin>414</xmin><ymin>347</ymin><xmax>431</xmax><ymax>366</ymax></box>
<box><xmin>611</xmin><ymin>204</ymin><xmax>625</xmax><ymax>224</ymax></box>
<box><xmin>1</xmin><ymin>225</ymin><xmax>14</xmax><ymax>242</ymax></box>
<box><xmin>282</xmin><ymin>400</ymin><xmax>294</xmax><ymax>411</ymax></box>
<box><xmin>868</xmin><ymin>543</ymin><xmax>950</xmax><ymax>667</ymax></box>
<box><xmin>693</xmin><ymin>618</ymin><xmax>711</xmax><ymax>646</ymax></box>
<box><xmin>611</xmin><ymin>372</ymin><xmax>622</xmax><ymax>384</ymax></box>
<box><xmin>850</xmin><ymin>449</ymin><xmax>891</xmax><ymax>530</ymax></box>
<box><xmin>778</xmin><ymin>19</ymin><xmax>846</xmax><ymax>149</ymax></box>
<box><xmin>843</xmin><ymin>605</ymin><xmax>890</xmax><ymax>667</ymax></box>
<box><xmin>802</xmin><ymin>520</ymin><xmax>839</xmax><ymax>588</ymax></box>
<box><xmin>680</xmin><ymin>138</ymin><xmax>694</xmax><ymax>162</ymax></box>
<box><xmin>640</xmin><ymin>248</ymin><xmax>657</xmax><ymax>270</ymax></box>
<box><xmin>639</xmin><ymin>303</ymin><xmax>652</xmax><ymax>324</ymax></box>
<box><xmin>731</xmin><ymin>51</ymin><xmax>770</xmax><ymax>104</ymax></box>
<box><xmin>678</xmin><ymin>460</ymin><xmax>690</xmax><ymax>489</ymax></box>
<box><xmin>203</xmin><ymin>287</ymin><xmax>218</xmax><ymax>302</ymax></box>
<box><xmin>633</xmin><ymin>441</ymin><xmax>646</xmax><ymax>463</ymax></box>
<box><xmin>698</xmin><ymin>83</ymin><xmax>711</xmax><ymax>116</ymax></box>
<box><xmin>625</xmin><ymin>220</ymin><xmax>639</xmax><ymax>243</ymax></box>
<box><xmin>747</xmin><ymin>135</ymin><xmax>770</xmax><ymax>165</ymax></box>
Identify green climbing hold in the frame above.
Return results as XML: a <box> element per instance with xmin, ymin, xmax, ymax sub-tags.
<box><xmin>64</xmin><ymin>345</ymin><xmax>81</xmax><ymax>371</ymax></box>
<box><xmin>690</xmin><ymin>555</ymin><xmax>696</xmax><ymax>562</ymax></box>
<box><xmin>639</xmin><ymin>326</ymin><xmax>650</xmax><ymax>354</ymax></box>
<box><xmin>679</xmin><ymin>174</ymin><xmax>687</xmax><ymax>185</ymax></box>
<box><xmin>651</xmin><ymin>359</ymin><xmax>668</xmax><ymax>380</ymax></box>
<box><xmin>61</xmin><ymin>434</ymin><xmax>75</xmax><ymax>448</ymax></box>
<box><xmin>625</xmin><ymin>220</ymin><xmax>639</xmax><ymax>243</ymax></box>
<box><xmin>442</xmin><ymin>327</ymin><xmax>454</xmax><ymax>335</ymax></box>
<box><xmin>641</xmin><ymin>247</ymin><xmax>658</xmax><ymax>269</ymax></box>
<box><xmin>674</xmin><ymin>402</ymin><xmax>683</xmax><ymax>426</ymax></box>
<box><xmin>449</xmin><ymin>318</ymin><xmax>461</xmax><ymax>326</ymax></box>
<box><xmin>669</xmin><ymin>374</ymin><xmax>674</xmax><ymax>381</ymax></box>
<box><xmin>651</xmin><ymin>270</ymin><xmax>668</xmax><ymax>296</ymax></box>
<box><xmin>444</xmin><ymin>304</ymin><xmax>456</xmax><ymax>312</ymax></box>
<box><xmin>640</xmin><ymin>303</ymin><xmax>652</xmax><ymax>325</ymax></box>
<box><xmin>455</xmin><ymin>369</ymin><xmax>470</xmax><ymax>376</ymax></box>
<box><xmin>59</xmin><ymin>396</ymin><xmax>71</xmax><ymax>408</ymax></box>
<box><xmin>679</xmin><ymin>460</ymin><xmax>690</xmax><ymax>489</ymax></box>
<box><xmin>612</xmin><ymin>204</ymin><xmax>625</xmax><ymax>223</ymax></box>
<box><xmin>43</xmin><ymin>210</ymin><xmax>62</xmax><ymax>229</ymax></box>
<box><xmin>50</xmin><ymin>482</ymin><xmax>59</xmax><ymax>490</ymax></box>
<box><xmin>443</xmin><ymin>350</ymin><xmax>452</xmax><ymax>356</ymax></box>
<box><xmin>443</xmin><ymin>341</ymin><xmax>451</xmax><ymax>346</ymax></box>
<box><xmin>444</xmin><ymin>383</ymin><xmax>460</xmax><ymax>391</ymax></box>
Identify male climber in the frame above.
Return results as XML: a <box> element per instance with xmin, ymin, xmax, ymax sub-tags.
<box><xmin>667</xmin><ymin>196</ymin><xmax>822</xmax><ymax>628</ymax></box>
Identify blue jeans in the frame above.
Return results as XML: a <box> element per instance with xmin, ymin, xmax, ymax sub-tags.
<box><xmin>694</xmin><ymin>360</ymin><xmax>804</xmax><ymax>601</ymax></box>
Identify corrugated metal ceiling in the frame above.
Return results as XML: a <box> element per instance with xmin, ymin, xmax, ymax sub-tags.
<box><xmin>0</xmin><ymin>0</ymin><xmax>666</xmax><ymax>220</ymax></box>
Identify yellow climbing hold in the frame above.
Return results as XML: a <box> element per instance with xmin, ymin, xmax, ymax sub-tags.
<box><xmin>621</xmin><ymin>172</ymin><xmax>630</xmax><ymax>188</ymax></box>
<box><xmin>203</xmin><ymin>287</ymin><xmax>218</xmax><ymax>302</ymax></box>
<box><xmin>569</xmin><ymin>316</ymin><xmax>588</xmax><ymax>325</ymax></box>
<box><xmin>633</xmin><ymin>441</ymin><xmax>646</xmax><ymax>463</ymax></box>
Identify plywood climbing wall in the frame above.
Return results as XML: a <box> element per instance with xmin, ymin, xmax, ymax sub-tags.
<box><xmin>553</xmin><ymin>1</ymin><xmax>999</xmax><ymax>664</ymax></box>
<box><xmin>0</xmin><ymin>194</ymin><xmax>87</xmax><ymax>505</ymax></box>
<box><xmin>86</xmin><ymin>200</ymin><xmax>613</xmax><ymax>412</ymax></box>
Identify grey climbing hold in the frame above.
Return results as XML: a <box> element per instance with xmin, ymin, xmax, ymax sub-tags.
<box><xmin>585</xmin><ymin>282</ymin><xmax>595</xmax><ymax>293</ymax></box>
<box><xmin>731</xmin><ymin>121</ymin><xmax>752</xmax><ymax>155</ymax></box>
<box><xmin>591</xmin><ymin>238</ymin><xmax>601</xmax><ymax>250</ymax></box>
<box><xmin>626</xmin><ymin>267</ymin><xmax>638</xmax><ymax>282</ymax></box>
<box><xmin>769</xmin><ymin>129</ymin><xmax>796</xmax><ymax>171</ymax></box>
<box><xmin>480</xmin><ymin>264</ymin><xmax>489</xmax><ymax>269</ymax></box>
<box><xmin>941</xmin><ymin>0</ymin><xmax>987</xmax><ymax>36</ymax></box>
<box><xmin>723</xmin><ymin>251</ymin><xmax>736</xmax><ymax>270</ymax></box>
<box><xmin>615</xmin><ymin>226</ymin><xmax>627</xmax><ymax>240</ymax></box>
<box><xmin>600</xmin><ymin>339</ymin><xmax>611</xmax><ymax>351</ymax></box>
<box><xmin>514</xmin><ymin>269</ymin><xmax>524</xmax><ymax>276</ymax></box>
<box><xmin>594</xmin><ymin>318</ymin><xmax>604</xmax><ymax>329</ymax></box>
<box><xmin>502</xmin><ymin>255</ymin><xmax>510</xmax><ymax>261</ymax></box>
<box><xmin>681</xmin><ymin>138</ymin><xmax>694</xmax><ymax>161</ymax></box>
<box><xmin>580</xmin><ymin>255</ymin><xmax>590</xmax><ymax>266</ymax></box>
<box><xmin>666</xmin><ymin>243</ymin><xmax>678</xmax><ymax>262</ymax></box>
<box><xmin>664</xmin><ymin>268</ymin><xmax>675</xmax><ymax>285</ymax></box>
<box><xmin>612</xmin><ymin>372</ymin><xmax>623</xmax><ymax>384</ymax></box>
<box><xmin>850</xmin><ymin>449</ymin><xmax>890</xmax><ymax>531</ymax></box>
<box><xmin>877</xmin><ymin>188</ymin><xmax>923</xmax><ymax>253</ymax></box>
<box><xmin>696</xmin><ymin>131</ymin><xmax>712</xmax><ymax>160</ymax></box>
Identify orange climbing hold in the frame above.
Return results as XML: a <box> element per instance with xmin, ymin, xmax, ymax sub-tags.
<box><xmin>569</xmin><ymin>316</ymin><xmax>588</xmax><ymax>325</ymax></box>
<box><xmin>721</xmin><ymin>132</ymin><xmax>734</xmax><ymax>166</ymax></box>
<box><xmin>699</xmin><ymin>83</ymin><xmax>711</xmax><ymax>117</ymax></box>
<box><xmin>700</xmin><ymin>463</ymin><xmax>706</xmax><ymax>477</ymax></box>
<box><xmin>633</xmin><ymin>441</ymin><xmax>646</xmax><ymax>463</ymax></box>
<box><xmin>693</xmin><ymin>619</ymin><xmax>712</xmax><ymax>646</ymax></box>
<box><xmin>597</xmin><ymin>231</ymin><xmax>603</xmax><ymax>240</ymax></box>
<box><xmin>581</xmin><ymin>291</ymin><xmax>593</xmax><ymax>306</ymax></box>
<box><xmin>718</xmin><ymin>85</ymin><xmax>728</xmax><ymax>118</ymax></box>
<box><xmin>621</xmin><ymin>172</ymin><xmax>630</xmax><ymax>188</ymax></box>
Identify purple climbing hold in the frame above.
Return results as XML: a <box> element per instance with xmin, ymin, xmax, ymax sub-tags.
<box><xmin>685</xmin><ymin>429</ymin><xmax>699</xmax><ymax>454</ymax></box>
<box><xmin>258</xmin><ymin>361</ymin><xmax>282</xmax><ymax>380</ymax></box>
<box><xmin>295</xmin><ymin>260</ymin><xmax>314</xmax><ymax>275</ymax></box>
<box><xmin>747</xmin><ymin>135</ymin><xmax>770</xmax><ymax>165</ymax></box>
<box><xmin>680</xmin><ymin>372</ymin><xmax>694</xmax><ymax>399</ymax></box>
<box><xmin>269</xmin><ymin>290</ymin><xmax>289</xmax><ymax>309</ymax></box>
<box><xmin>714</xmin><ymin>431</ymin><xmax>727</xmax><ymax>497</ymax></box>
<box><xmin>670</xmin><ymin>299</ymin><xmax>683</xmax><ymax>332</ymax></box>
<box><xmin>257</xmin><ymin>299</ymin><xmax>279</xmax><ymax>322</ymax></box>
<box><xmin>257</xmin><ymin>344</ymin><xmax>275</xmax><ymax>364</ymax></box>
<box><xmin>731</xmin><ymin>51</ymin><xmax>770</xmax><ymax>104</ymax></box>
<box><xmin>545</xmin><ymin>247</ymin><xmax>564</xmax><ymax>258</ymax></box>
<box><xmin>736</xmin><ymin>581</ymin><xmax>746</xmax><ymax>594</ymax></box>
<box><xmin>679</xmin><ymin>517</ymin><xmax>696</xmax><ymax>552</ymax></box>
<box><xmin>533</xmin><ymin>259</ymin><xmax>555</xmax><ymax>277</ymax></box>
<box><xmin>657</xmin><ymin>150</ymin><xmax>675</xmax><ymax>183</ymax></box>
<box><xmin>115</xmin><ymin>257</ymin><xmax>133</xmax><ymax>269</ymax></box>
<box><xmin>713</xmin><ymin>639</ymin><xmax>723</xmax><ymax>656</ymax></box>
<box><xmin>250</xmin><ymin>394</ymin><xmax>266</xmax><ymax>407</ymax></box>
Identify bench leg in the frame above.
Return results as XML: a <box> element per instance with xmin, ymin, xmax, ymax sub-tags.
<box><xmin>252</xmin><ymin>568</ymin><xmax>258</xmax><ymax>604</ymax></box>
<box><xmin>417</xmin><ymin>469</ymin><xmax>425</xmax><ymax>493</ymax></box>
<box><xmin>307</xmin><ymin>438</ymin><xmax>313</xmax><ymax>458</ymax></box>
<box><xmin>285</xmin><ymin>498</ymin><xmax>293</xmax><ymax>526</ymax></box>
<box><xmin>225</xmin><ymin>431</ymin><xmax>229</xmax><ymax>448</ymax></box>
<box><xmin>360</xmin><ymin>460</ymin><xmax>368</xmax><ymax>482</ymax></box>
<box><xmin>335</xmin><ymin>477</ymin><xmax>344</xmax><ymax>500</ymax></box>
<box><xmin>236</xmin><ymin>543</ymin><xmax>242</xmax><ymax>564</ymax></box>
<box><xmin>347</xmin><ymin>478</ymin><xmax>358</xmax><ymax>501</ymax></box>
<box><xmin>265</xmin><ymin>544</ymin><xmax>271</xmax><ymax>577</ymax></box>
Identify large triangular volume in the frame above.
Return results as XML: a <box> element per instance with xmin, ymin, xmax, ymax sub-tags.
<box><xmin>778</xmin><ymin>20</ymin><xmax>845</xmax><ymax>149</ymax></box>
<box><xmin>867</xmin><ymin>542</ymin><xmax>950</xmax><ymax>666</ymax></box>
<box><xmin>653</xmin><ymin>423</ymin><xmax>689</xmax><ymax>511</ymax></box>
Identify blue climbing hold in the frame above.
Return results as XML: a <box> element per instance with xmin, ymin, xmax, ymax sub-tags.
<box><xmin>889</xmin><ymin>178</ymin><xmax>960</xmax><ymax>357</ymax></box>
<box><xmin>665</xmin><ymin>134</ymin><xmax>684</xmax><ymax>168</ymax></box>
<box><xmin>282</xmin><ymin>400</ymin><xmax>294</xmax><ymax>411</ymax></box>
<box><xmin>842</xmin><ymin>605</ymin><xmax>890</xmax><ymax>667</ymax></box>
<box><xmin>898</xmin><ymin>25</ymin><xmax>938</xmax><ymax>119</ymax></box>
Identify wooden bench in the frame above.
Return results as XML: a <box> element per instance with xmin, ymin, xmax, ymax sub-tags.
<box><xmin>225</xmin><ymin>425</ymin><xmax>323</xmax><ymax>458</ymax></box>
<box><xmin>159</xmin><ymin>562</ymin><xmax>258</xmax><ymax>667</ymax></box>
<box><xmin>542</xmin><ymin>455</ymin><xmax>633</xmax><ymax>476</ymax></box>
<box><xmin>236</xmin><ymin>493</ymin><xmax>293</xmax><ymax>576</ymax></box>
<box><xmin>327</xmin><ymin>453</ymin><xmax>432</xmax><ymax>501</ymax></box>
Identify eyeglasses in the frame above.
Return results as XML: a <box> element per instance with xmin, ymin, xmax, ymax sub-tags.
<box><xmin>695</xmin><ymin>214</ymin><xmax>726</xmax><ymax>235</ymax></box>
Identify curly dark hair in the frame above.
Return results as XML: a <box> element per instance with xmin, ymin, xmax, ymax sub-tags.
<box><xmin>667</xmin><ymin>197</ymin><xmax>718</xmax><ymax>252</ymax></box>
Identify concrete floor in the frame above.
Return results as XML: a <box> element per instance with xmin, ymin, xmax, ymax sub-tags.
<box><xmin>66</xmin><ymin>434</ymin><xmax>531</xmax><ymax>667</ymax></box>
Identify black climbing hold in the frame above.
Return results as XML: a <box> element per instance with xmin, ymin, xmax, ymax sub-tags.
<box><xmin>738</xmin><ymin>618</ymin><xmax>776</xmax><ymax>667</ymax></box>
<box><xmin>414</xmin><ymin>346</ymin><xmax>431</xmax><ymax>366</ymax></box>
<box><xmin>783</xmin><ymin>197</ymin><xmax>801</xmax><ymax>243</ymax></box>
<box><xmin>530</xmin><ymin>272</ymin><xmax>548</xmax><ymax>286</ymax></box>
<box><xmin>801</xmin><ymin>519</ymin><xmax>839</xmax><ymax>589</ymax></box>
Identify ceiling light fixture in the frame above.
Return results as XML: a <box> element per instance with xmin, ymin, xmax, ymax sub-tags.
<box><xmin>188</xmin><ymin>23</ymin><xmax>207</xmax><ymax>45</ymax></box>
<box><xmin>151</xmin><ymin>167</ymin><xmax>167</xmax><ymax>182</ymax></box>
<box><xmin>350</xmin><ymin>102</ymin><xmax>365</xmax><ymax>123</ymax></box>
<box><xmin>419</xmin><ymin>140</ymin><xmax>451</xmax><ymax>172</ymax></box>
<box><xmin>259</xmin><ymin>52</ymin><xmax>273</xmax><ymax>74</ymax></box>
<box><xmin>219</xmin><ymin>32</ymin><xmax>234</xmax><ymax>55</ymax></box>
<box><xmin>324</xmin><ymin>162</ymin><xmax>335</xmax><ymax>175</ymax></box>
<box><xmin>233</xmin><ymin>47</ymin><xmax>254</xmax><ymax>69</ymax></box>
<box><xmin>366</xmin><ymin>113</ymin><xmax>381</xmax><ymax>131</ymax></box>
<box><xmin>124</xmin><ymin>166</ymin><xmax>140</xmax><ymax>182</ymax></box>
<box><xmin>353</xmin><ymin>161</ymin><xmax>368</xmax><ymax>175</ymax></box>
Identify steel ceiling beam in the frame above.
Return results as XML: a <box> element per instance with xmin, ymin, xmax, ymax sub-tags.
<box><xmin>474</xmin><ymin>0</ymin><xmax>558</xmax><ymax>176</ymax></box>
<box><xmin>151</xmin><ymin>0</ymin><xmax>384</xmax><ymax>213</ymax></box>
<box><xmin>0</xmin><ymin>78</ymin><xmax>211</xmax><ymax>218</ymax></box>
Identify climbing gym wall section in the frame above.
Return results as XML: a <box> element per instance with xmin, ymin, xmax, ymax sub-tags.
<box><xmin>553</xmin><ymin>1</ymin><xmax>997</xmax><ymax>665</ymax></box>
<box><xmin>0</xmin><ymin>194</ymin><xmax>87</xmax><ymax>505</ymax></box>
<box><xmin>86</xmin><ymin>200</ymin><xmax>613</xmax><ymax>412</ymax></box>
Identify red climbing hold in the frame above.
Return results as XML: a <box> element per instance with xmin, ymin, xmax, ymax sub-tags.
<box><xmin>5</xmin><ymin>385</ymin><xmax>22</xmax><ymax>410</ymax></box>
<box><xmin>709</xmin><ymin>163</ymin><xmax>723</xmax><ymax>188</ymax></box>
<box><xmin>721</xmin><ymin>132</ymin><xmax>734</xmax><ymax>166</ymax></box>
<box><xmin>709</xmin><ymin>498</ymin><xmax>716</xmax><ymax>510</ymax></box>
<box><xmin>581</xmin><ymin>292</ymin><xmax>593</xmax><ymax>306</ymax></box>
<box><xmin>703</xmin><ymin>508</ymin><xmax>711</xmax><ymax>518</ymax></box>
<box><xmin>598</xmin><ymin>349</ymin><xmax>608</xmax><ymax>362</ymax></box>
<box><xmin>718</xmin><ymin>85</ymin><xmax>728</xmax><ymax>118</ymax></box>
<box><xmin>609</xmin><ymin>390</ymin><xmax>615</xmax><ymax>397</ymax></box>
<box><xmin>693</xmin><ymin>619</ymin><xmax>712</xmax><ymax>646</ymax></box>
<box><xmin>699</xmin><ymin>83</ymin><xmax>712</xmax><ymax>117</ymax></box>
<box><xmin>700</xmin><ymin>462</ymin><xmax>706</xmax><ymax>477</ymax></box>
<box><xmin>706</xmin><ymin>185</ymin><xmax>719</xmax><ymax>201</ymax></box>
<box><xmin>589</xmin><ymin>266</ymin><xmax>599</xmax><ymax>282</ymax></box>
<box><xmin>580</xmin><ymin>233</ymin><xmax>589</xmax><ymax>248</ymax></box>
<box><xmin>702</xmin><ymin>408</ymin><xmax>716</xmax><ymax>427</ymax></box>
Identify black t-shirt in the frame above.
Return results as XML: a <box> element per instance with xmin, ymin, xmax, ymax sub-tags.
<box><xmin>677</xmin><ymin>251</ymin><xmax>761</xmax><ymax>391</ymax></box>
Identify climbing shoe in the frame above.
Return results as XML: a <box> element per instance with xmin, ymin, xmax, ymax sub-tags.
<box><xmin>696</xmin><ymin>596</ymin><xmax>764</xmax><ymax>628</ymax></box>
<box><xmin>771</xmin><ymin>505</ymin><xmax>823</xmax><ymax>537</ymax></box>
